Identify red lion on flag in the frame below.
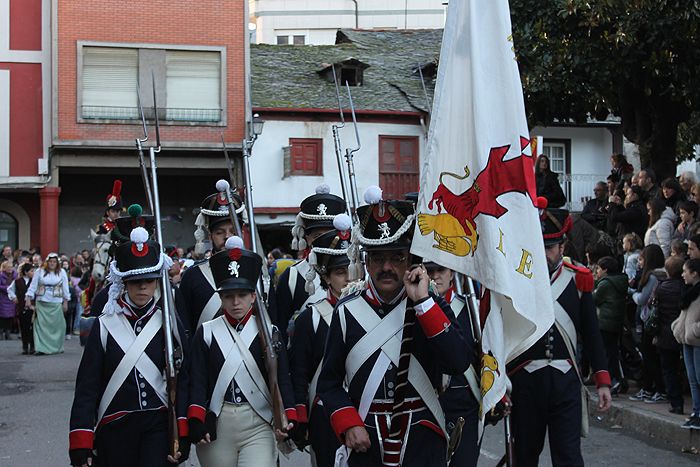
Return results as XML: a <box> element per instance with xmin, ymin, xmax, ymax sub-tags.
<box><xmin>418</xmin><ymin>137</ymin><xmax>537</xmax><ymax>256</ymax></box>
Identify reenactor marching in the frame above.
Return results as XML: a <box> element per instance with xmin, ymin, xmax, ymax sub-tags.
<box><xmin>272</xmin><ymin>184</ymin><xmax>346</xmax><ymax>341</ymax></box>
<box><xmin>186</xmin><ymin>236</ymin><xmax>297</xmax><ymax>466</ymax></box>
<box><xmin>317</xmin><ymin>186</ymin><xmax>474</xmax><ymax>466</ymax></box>
<box><xmin>69</xmin><ymin>227</ymin><xmax>189</xmax><ymax>466</ymax></box>
<box><xmin>178</xmin><ymin>190</ymin><xmax>245</xmax><ymax>336</ymax></box>
<box><xmin>507</xmin><ymin>207</ymin><xmax>612</xmax><ymax>466</ymax></box>
<box><xmin>289</xmin><ymin>213</ymin><xmax>354</xmax><ymax>466</ymax></box>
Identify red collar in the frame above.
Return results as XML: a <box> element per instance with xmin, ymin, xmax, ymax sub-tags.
<box><xmin>444</xmin><ymin>287</ymin><xmax>456</xmax><ymax>304</ymax></box>
<box><xmin>327</xmin><ymin>290</ymin><xmax>339</xmax><ymax>306</ymax></box>
<box><xmin>225</xmin><ymin>307</ymin><xmax>253</xmax><ymax>328</ymax></box>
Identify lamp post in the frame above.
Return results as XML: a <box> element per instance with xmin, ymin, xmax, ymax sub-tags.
<box><xmin>242</xmin><ymin>113</ymin><xmax>265</xmax><ymax>254</ymax></box>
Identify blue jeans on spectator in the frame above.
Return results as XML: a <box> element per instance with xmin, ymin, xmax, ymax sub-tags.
<box><xmin>683</xmin><ymin>344</ymin><xmax>700</xmax><ymax>414</ymax></box>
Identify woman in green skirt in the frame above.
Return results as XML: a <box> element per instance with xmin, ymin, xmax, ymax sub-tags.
<box><xmin>25</xmin><ymin>253</ymin><xmax>70</xmax><ymax>355</ymax></box>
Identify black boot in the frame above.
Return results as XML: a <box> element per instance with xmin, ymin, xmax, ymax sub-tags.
<box><xmin>21</xmin><ymin>344</ymin><xmax>28</xmax><ymax>355</ymax></box>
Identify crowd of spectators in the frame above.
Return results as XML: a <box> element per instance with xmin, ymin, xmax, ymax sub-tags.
<box><xmin>542</xmin><ymin>153</ymin><xmax>700</xmax><ymax>429</ymax></box>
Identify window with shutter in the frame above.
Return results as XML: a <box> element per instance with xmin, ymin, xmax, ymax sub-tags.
<box><xmin>165</xmin><ymin>51</ymin><xmax>221</xmax><ymax>122</ymax></box>
<box><xmin>378</xmin><ymin>136</ymin><xmax>419</xmax><ymax>200</ymax></box>
<box><xmin>289</xmin><ymin>138</ymin><xmax>322</xmax><ymax>176</ymax></box>
<box><xmin>81</xmin><ymin>47</ymin><xmax>138</xmax><ymax>119</ymax></box>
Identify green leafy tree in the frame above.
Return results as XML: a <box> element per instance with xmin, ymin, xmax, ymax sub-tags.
<box><xmin>510</xmin><ymin>0</ymin><xmax>700</xmax><ymax>180</ymax></box>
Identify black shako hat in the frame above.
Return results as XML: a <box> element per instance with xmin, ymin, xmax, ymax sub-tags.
<box><xmin>210</xmin><ymin>236</ymin><xmax>262</xmax><ymax>292</ymax></box>
<box><xmin>541</xmin><ymin>204</ymin><xmax>573</xmax><ymax>246</ymax></box>
<box><xmin>194</xmin><ymin>180</ymin><xmax>247</xmax><ymax>256</ymax></box>
<box><xmin>291</xmin><ymin>184</ymin><xmax>346</xmax><ymax>251</ymax></box>
<box><xmin>105</xmin><ymin>179</ymin><xmax>123</xmax><ymax>212</ymax></box>
<box><xmin>111</xmin><ymin>204</ymin><xmax>155</xmax><ymax>246</ymax></box>
<box><xmin>112</xmin><ymin>227</ymin><xmax>164</xmax><ymax>282</ymax></box>
<box><xmin>347</xmin><ymin>185</ymin><xmax>416</xmax><ymax>279</ymax></box>
<box><xmin>304</xmin><ymin>213</ymin><xmax>353</xmax><ymax>294</ymax></box>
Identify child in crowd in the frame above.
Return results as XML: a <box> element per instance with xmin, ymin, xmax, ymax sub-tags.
<box><xmin>623</xmin><ymin>233</ymin><xmax>643</xmax><ymax>287</ymax></box>
<box><xmin>671</xmin><ymin>239</ymin><xmax>688</xmax><ymax>259</ymax></box>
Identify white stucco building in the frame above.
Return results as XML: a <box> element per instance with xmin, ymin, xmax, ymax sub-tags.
<box><xmin>249</xmin><ymin>0</ymin><xmax>448</xmax><ymax>45</ymax></box>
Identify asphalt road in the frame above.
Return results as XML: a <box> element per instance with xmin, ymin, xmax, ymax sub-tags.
<box><xmin>0</xmin><ymin>337</ymin><xmax>697</xmax><ymax>466</ymax></box>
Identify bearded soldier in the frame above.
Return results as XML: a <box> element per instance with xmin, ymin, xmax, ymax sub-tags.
<box><xmin>271</xmin><ymin>184</ymin><xmax>346</xmax><ymax>342</ymax></box>
<box><xmin>317</xmin><ymin>186</ymin><xmax>473</xmax><ymax>467</ymax></box>
<box><xmin>178</xmin><ymin>189</ymin><xmax>245</xmax><ymax>337</ymax></box>
<box><xmin>507</xmin><ymin>207</ymin><xmax>612</xmax><ymax>466</ymax></box>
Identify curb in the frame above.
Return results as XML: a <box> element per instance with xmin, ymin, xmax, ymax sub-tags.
<box><xmin>588</xmin><ymin>394</ymin><xmax>700</xmax><ymax>455</ymax></box>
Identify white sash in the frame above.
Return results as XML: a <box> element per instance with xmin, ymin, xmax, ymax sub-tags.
<box><xmin>343</xmin><ymin>298</ymin><xmax>447</xmax><ymax>437</ymax></box>
<box><xmin>288</xmin><ymin>261</ymin><xmax>325</xmax><ymax>316</ymax></box>
<box><xmin>449</xmin><ymin>298</ymin><xmax>482</xmax><ymax>403</ymax></box>
<box><xmin>551</xmin><ymin>268</ymin><xmax>578</xmax><ymax>350</ymax></box>
<box><xmin>207</xmin><ymin>317</ymin><xmax>274</xmax><ymax>423</ymax></box>
<box><xmin>308</xmin><ymin>301</ymin><xmax>335</xmax><ymax>406</ymax></box>
<box><xmin>197</xmin><ymin>262</ymin><xmax>222</xmax><ymax>329</ymax></box>
<box><xmin>97</xmin><ymin>311</ymin><xmax>166</xmax><ymax>423</ymax></box>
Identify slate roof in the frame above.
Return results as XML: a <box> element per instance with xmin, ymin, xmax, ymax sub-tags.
<box><xmin>251</xmin><ymin>29</ymin><xmax>443</xmax><ymax>113</ymax></box>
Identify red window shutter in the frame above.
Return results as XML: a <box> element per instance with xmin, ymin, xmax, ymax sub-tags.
<box><xmin>378</xmin><ymin>136</ymin><xmax>419</xmax><ymax>199</ymax></box>
<box><xmin>289</xmin><ymin>138</ymin><xmax>322</xmax><ymax>176</ymax></box>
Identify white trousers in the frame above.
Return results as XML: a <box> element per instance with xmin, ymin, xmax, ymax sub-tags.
<box><xmin>196</xmin><ymin>403</ymin><xmax>278</xmax><ymax>467</ymax></box>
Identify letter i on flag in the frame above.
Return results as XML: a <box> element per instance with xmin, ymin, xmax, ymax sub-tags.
<box><xmin>410</xmin><ymin>0</ymin><xmax>555</xmax><ymax>417</ymax></box>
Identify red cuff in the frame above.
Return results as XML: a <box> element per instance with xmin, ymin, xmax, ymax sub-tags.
<box><xmin>69</xmin><ymin>429</ymin><xmax>94</xmax><ymax>450</ymax></box>
<box><xmin>593</xmin><ymin>370</ymin><xmax>611</xmax><ymax>388</ymax></box>
<box><xmin>187</xmin><ymin>404</ymin><xmax>206</xmax><ymax>423</ymax></box>
<box><xmin>178</xmin><ymin>417</ymin><xmax>189</xmax><ymax>437</ymax></box>
<box><xmin>285</xmin><ymin>407</ymin><xmax>298</xmax><ymax>423</ymax></box>
<box><xmin>329</xmin><ymin>406</ymin><xmax>364</xmax><ymax>440</ymax></box>
<box><xmin>416</xmin><ymin>303</ymin><xmax>451</xmax><ymax>338</ymax></box>
<box><xmin>295</xmin><ymin>404</ymin><xmax>309</xmax><ymax>423</ymax></box>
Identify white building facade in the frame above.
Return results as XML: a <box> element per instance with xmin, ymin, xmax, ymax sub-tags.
<box><xmin>249</xmin><ymin>0</ymin><xmax>447</xmax><ymax>45</ymax></box>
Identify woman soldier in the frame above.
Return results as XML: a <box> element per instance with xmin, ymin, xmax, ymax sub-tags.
<box><xmin>186</xmin><ymin>236</ymin><xmax>297</xmax><ymax>466</ymax></box>
<box><xmin>25</xmin><ymin>252</ymin><xmax>70</xmax><ymax>355</ymax></box>
<box><xmin>68</xmin><ymin>227</ymin><xmax>189</xmax><ymax>467</ymax></box>
<box><xmin>289</xmin><ymin>214</ymin><xmax>352</xmax><ymax>466</ymax></box>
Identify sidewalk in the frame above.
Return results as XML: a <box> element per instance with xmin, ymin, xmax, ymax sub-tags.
<box><xmin>589</xmin><ymin>388</ymin><xmax>700</xmax><ymax>456</ymax></box>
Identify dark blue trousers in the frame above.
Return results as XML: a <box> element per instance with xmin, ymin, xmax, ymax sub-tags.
<box><xmin>510</xmin><ymin>366</ymin><xmax>583</xmax><ymax>467</ymax></box>
<box><xmin>95</xmin><ymin>410</ymin><xmax>169</xmax><ymax>467</ymax></box>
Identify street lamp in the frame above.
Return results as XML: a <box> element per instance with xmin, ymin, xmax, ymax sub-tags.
<box><xmin>251</xmin><ymin>114</ymin><xmax>264</xmax><ymax>138</ymax></box>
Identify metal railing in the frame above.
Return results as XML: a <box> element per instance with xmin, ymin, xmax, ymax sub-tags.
<box><xmin>560</xmin><ymin>173</ymin><xmax>608</xmax><ymax>212</ymax></box>
<box><xmin>81</xmin><ymin>105</ymin><xmax>222</xmax><ymax>122</ymax></box>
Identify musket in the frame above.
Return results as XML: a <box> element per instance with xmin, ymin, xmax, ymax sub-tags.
<box><xmin>135</xmin><ymin>85</ymin><xmax>154</xmax><ymax>215</ymax></box>
<box><xmin>241</xmin><ymin>131</ymin><xmax>289</xmax><ymax>434</ymax></box>
<box><xmin>343</xmin><ymin>82</ymin><xmax>362</xmax><ymax>218</ymax></box>
<box><xmin>221</xmin><ymin>134</ymin><xmax>238</xmax><ymax>191</ymax></box>
<box><xmin>141</xmin><ymin>76</ymin><xmax>180</xmax><ymax>458</ymax></box>
<box><xmin>330</xmin><ymin>65</ymin><xmax>352</xmax><ymax>217</ymax></box>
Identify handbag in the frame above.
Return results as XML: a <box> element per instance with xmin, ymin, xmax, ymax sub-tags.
<box><xmin>643</xmin><ymin>296</ymin><xmax>660</xmax><ymax>337</ymax></box>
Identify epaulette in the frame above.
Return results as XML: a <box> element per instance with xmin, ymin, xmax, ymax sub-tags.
<box><xmin>563</xmin><ymin>261</ymin><xmax>593</xmax><ymax>292</ymax></box>
<box><xmin>340</xmin><ymin>279</ymin><xmax>365</xmax><ymax>298</ymax></box>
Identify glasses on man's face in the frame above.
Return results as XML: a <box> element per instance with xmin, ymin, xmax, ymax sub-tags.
<box><xmin>367</xmin><ymin>253</ymin><xmax>407</xmax><ymax>266</ymax></box>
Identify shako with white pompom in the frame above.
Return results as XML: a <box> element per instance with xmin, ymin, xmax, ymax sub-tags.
<box><xmin>193</xmin><ymin>181</ymin><xmax>246</xmax><ymax>256</ymax></box>
<box><xmin>111</xmin><ymin>227</ymin><xmax>164</xmax><ymax>281</ymax></box>
<box><xmin>303</xmin><ymin>213</ymin><xmax>353</xmax><ymax>294</ymax></box>
<box><xmin>290</xmin><ymin>183</ymin><xmax>346</xmax><ymax>251</ymax></box>
<box><xmin>209</xmin><ymin>236</ymin><xmax>263</xmax><ymax>292</ymax></box>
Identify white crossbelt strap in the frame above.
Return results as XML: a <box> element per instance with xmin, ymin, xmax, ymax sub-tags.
<box><xmin>449</xmin><ymin>298</ymin><xmax>482</xmax><ymax>403</ymax></box>
<box><xmin>551</xmin><ymin>268</ymin><xmax>577</xmax><ymax>349</ymax></box>
<box><xmin>197</xmin><ymin>262</ymin><xmax>222</xmax><ymax>329</ymax></box>
<box><xmin>289</xmin><ymin>261</ymin><xmax>325</xmax><ymax>316</ymax></box>
<box><xmin>308</xmin><ymin>301</ymin><xmax>335</xmax><ymax>405</ymax></box>
<box><xmin>344</xmin><ymin>298</ymin><xmax>447</xmax><ymax>437</ymax></box>
<box><xmin>209</xmin><ymin>317</ymin><xmax>273</xmax><ymax>422</ymax></box>
<box><xmin>97</xmin><ymin>311</ymin><xmax>166</xmax><ymax>423</ymax></box>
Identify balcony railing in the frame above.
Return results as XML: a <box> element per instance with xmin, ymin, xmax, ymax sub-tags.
<box><xmin>81</xmin><ymin>105</ymin><xmax>222</xmax><ymax>122</ymax></box>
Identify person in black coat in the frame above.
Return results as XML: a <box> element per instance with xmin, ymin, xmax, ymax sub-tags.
<box><xmin>68</xmin><ymin>228</ymin><xmax>189</xmax><ymax>467</ymax></box>
<box><xmin>535</xmin><ymin>155</ymin><xmax>566</xmax><ymax>208</ymax></box>
<box><xmin>654</xmin><ymin>256</ymin><xmax>685</xmax><ymax>413</ymax></box>
<box><xmin>607</xmin><ymin>185</ymin><xmax>649</xmax><ymax>245</ymax></box>
<box><xmin>186</xmin><ymin>236</ymin><xmax>296</xmax><ymax>467</ymax></box>
<box><xmin>581</xmin><ymin>182</ymin><xmax>609</xmax><ymax>231</ymax></box>
<box><xmin>289</xmin><ymin>214</ymin><xmax>353</xmax><ymax>466</ymax></box>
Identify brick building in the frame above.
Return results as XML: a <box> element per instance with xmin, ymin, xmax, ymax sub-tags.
<box><xmin>53</xmin><ymin>0</ymin><xmax>248</xmax><ymax>254</ymax></box>
<box><xmin>0</xmin><ymin>0</ymin><xmax>52</xmax><ymax>253</ymax></box>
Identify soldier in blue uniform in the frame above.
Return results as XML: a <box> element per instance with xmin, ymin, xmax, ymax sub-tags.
<box><xmin>426</xmin><ymin>261</ymin><xmax>480</xmax><ymax>467</ymax></box>
<box><xmin>317</xmin><ymin>186</ymin><xmax>473</xmax><ymax>467</ymax></box>
<box><xmin>186</xmin><ymin>236</ymin><xmax>297</xmax><ymax>466</ymax></box>
<box><xmin>507</xmin><ymin>207</ymin><xmax>613</xmax><ymax>467</ymax></box>
<box><xmin>289</xmin><ymin>213</ymin><xmax>353</xmax><ymax>466</ymax></box>
<box><xmin>178</xmin><ymin>189</ymin><xmax>245</xmax><ymax>337</ymax></box>
<box><xmin>69</xmin><ymin>227</ymin><xmax>189</xmax><ymax>467</ymax></box>
<box><xmin>271</xmin><ymin>184</ymin><xmax>346</xmax><ymax>342</ymax></box>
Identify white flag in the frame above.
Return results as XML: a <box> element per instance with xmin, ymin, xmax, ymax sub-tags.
<box><xmin>411</xmin><ymin>0</ymin><xmax>554</xmax><ymax>415</ymax></box>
